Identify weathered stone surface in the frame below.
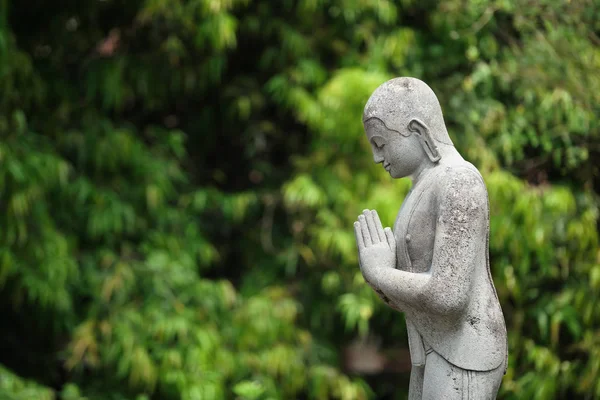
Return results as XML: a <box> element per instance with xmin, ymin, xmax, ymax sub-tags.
<box><xmin>354</xmin><ymin>77</ymin><xmax>508</xmax><ymax>399</ymax></box>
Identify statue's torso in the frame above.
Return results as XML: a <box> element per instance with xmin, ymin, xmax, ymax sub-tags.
<box><xmin>393</xmin><ymin>168</ymin><xmax>440</xmax><ymax>275</ymax></box>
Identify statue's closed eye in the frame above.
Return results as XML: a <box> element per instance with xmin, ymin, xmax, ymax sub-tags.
<box><xmin>371</xmin><ymin>139</ymin><xmax>385</xmax><ymax>150</ymax></box>
<box><xmin>370</xmin><ymin>135</ymin><xmax>386</xmax><ymax>150</ymax></box>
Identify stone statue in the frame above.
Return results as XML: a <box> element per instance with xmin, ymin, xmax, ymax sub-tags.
<box><xmin>353</xmin><ymin>77</ymin><xmax>508</xmax><ymax>399</ymax></box>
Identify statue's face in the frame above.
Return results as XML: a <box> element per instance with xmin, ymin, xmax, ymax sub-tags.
<box><xmin>363</xmin><ymin>118</ymin><xmax>425</xmax><ymax>179</ymax></box>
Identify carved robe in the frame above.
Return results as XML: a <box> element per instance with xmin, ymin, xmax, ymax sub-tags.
<box><xmin>388</xmin><ymin>162</ymin><xmax>507</xmax><ymax>372</ymax></box>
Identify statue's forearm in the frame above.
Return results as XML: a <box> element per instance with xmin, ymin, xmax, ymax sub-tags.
<box><xmin>367</xmin><ymin>264</ymin><xmax>474</xmax><ymax>316</ymax></box>
<box><xmin>364</xmin><ymin>267</ymin><xmax>430</xmax><ymax>309</ymax></box>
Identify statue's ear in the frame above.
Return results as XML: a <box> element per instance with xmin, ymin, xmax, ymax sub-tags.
<box><xmin>408</xmin><ymin>119</ymin><xmax>441</xmax><ymax>163</ymax></box>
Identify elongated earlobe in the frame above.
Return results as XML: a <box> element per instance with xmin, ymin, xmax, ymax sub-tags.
<box><xmin>408</xmin><ymin>119</ymin><xmax>441</xmax><ymax>163</ymax></box>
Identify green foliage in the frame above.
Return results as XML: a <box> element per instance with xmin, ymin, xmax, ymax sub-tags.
<box><xmin>0</xmin><ymin>0</ymin><xmax>599</xmax><ymax>399</ymax></box>
<box><xmin>0</xmin><ymin>364</ymin><xmax>55</xmax><ymax>400</ymax></box>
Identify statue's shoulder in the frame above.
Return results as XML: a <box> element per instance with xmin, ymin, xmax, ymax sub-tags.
<box><xmin>433</xmin><ymin>162</ymin><xmax>487</xmax><ymax>203</ymax></box>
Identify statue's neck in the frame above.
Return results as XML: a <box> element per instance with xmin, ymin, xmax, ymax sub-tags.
<box><xmin>411</xmin><ymin>164</ymin><xmax>432</xmax><ymax>186</ymax></box>
<box><xmin>437</xmin><ymin>143</ymin><xmax>463</xmax><ymax>164</ymax></box>
<box><xmin>410</xmin><ymin>144</ymin><xmax>462</xmax><ymax>186</ymax></box>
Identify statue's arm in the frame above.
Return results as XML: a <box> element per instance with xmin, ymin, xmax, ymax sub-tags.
<box><xmin>418</xmin><ymin>170</ymin><xmax>487</xmax><ymax>315</ymax></box>
<box><xmin>364</xmin><ymin>169</ymin><xmax>487</xmax><ymax>316</ymax></box>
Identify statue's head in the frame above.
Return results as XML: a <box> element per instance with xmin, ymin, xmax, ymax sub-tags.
<box><xmin>362</xmin><ymin>77</ymin><xmax>453</xmax><ymax>178</ymax></box>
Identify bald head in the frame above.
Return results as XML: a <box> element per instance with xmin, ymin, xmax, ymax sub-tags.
<box><xmin>363</xmin><ymin>77</ymin><xmax>453</xmax><ymax>146</ymax></box>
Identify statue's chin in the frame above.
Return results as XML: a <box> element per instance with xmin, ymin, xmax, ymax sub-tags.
<box><xmin>389</xmin><ymin>170</ymin><xmax>407</xmax><ymax>179</ymax></box>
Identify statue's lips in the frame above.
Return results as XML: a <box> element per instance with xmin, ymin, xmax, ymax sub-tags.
<box><xmin>384</xmin><ymin>163</ymin><xmax>391</xmax><ymax>172</ymax></box>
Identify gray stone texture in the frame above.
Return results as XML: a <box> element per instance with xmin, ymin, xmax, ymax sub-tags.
<box><xmin>354</xmin><ymin>77</ymin><xmax>508</xmax><ymax>399</ymax></box>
